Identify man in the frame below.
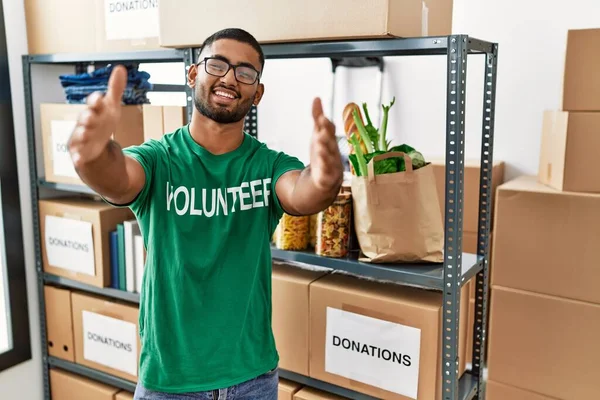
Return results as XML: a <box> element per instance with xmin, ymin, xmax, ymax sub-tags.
<box><xmin>68</xmin><ymin>28</ymin><xmax>343</xmax><ymax>399</ymax></box>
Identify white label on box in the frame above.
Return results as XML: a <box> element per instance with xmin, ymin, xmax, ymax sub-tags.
<box><xmin>45</xmin><ymin>215</ymin><xmax>95</xmax><ymax>276</ymax></box>
<box><xmin>51</xmin><ymin>120</ymin><xmax>78</xmax><ymax>178</ymax></box>
<box><xmin>82</xmin><ymin>310</ymin><xmax>138</xmax><ymax>376</ymax></box>
<box><xmin>325</xmin><ymin>307</ymin><xmax>421</xmax><ymax>399</ymax></box>
<box><xmin>104</xmin><ymin>0</ymin><xmax>159</xmax><ymax>41</ymax></box>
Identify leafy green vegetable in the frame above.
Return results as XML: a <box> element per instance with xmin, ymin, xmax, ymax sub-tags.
<box><xmin>352</xmin><ymin>109</ymin><xmax>374</xmax><ymax>153</ymax></box>
<box><xmin>362</xmin><ymin>103</ymin><xmax>381</xmax><ymax>151</ymax></box>
<box><xmin>348</xmin><ymin>133</ymin><xmax>368</xmax><ymax>177</ymax></box>
<box><xmin>347</xmin><ymin>97</ymin><xmax>428</xmax><ymax>177</ymax></box>
<box><xmin>389</xmin><ymin>144</ymin><xmax>427</xmax><ymax>170</ymax></box>
<box><xmin>378</xmin><ymin>97</ymin><xmax>396</xmax><ymax>151</ymax></box>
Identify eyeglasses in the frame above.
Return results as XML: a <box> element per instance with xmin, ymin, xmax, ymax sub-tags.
<box><xmin>198</xmin><ymin>57</ymin><xmax>260</xmax><ymax>85</ymax></box>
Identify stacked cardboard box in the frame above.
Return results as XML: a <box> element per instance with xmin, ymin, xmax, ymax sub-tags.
<box><xmin>487</xmin><ymin>28</ymin><xmax>600</xmax><ymax>400</ymax></box>
<box><xmin>44</xmin><ymin>285</ymin><xmax>141</xmax><ymax>383</ymax></box>
<box><xmin>40</xmin><ymin>103</ymin><xmax>186</xmax><ymax>186</ymax></box>
<box><xmin>272</xmin><ymin>262</ymin><xmax>470</xmax><ymax>400</ymax></box>
<box><xmin>158</xmin><ymin>0</ymin><xmax>454</xmax><ymax>47</ymax></box>
<box><xmin>24</xmin><ymin>0</ymin><xmax>161</xmax><ymax>54</ymax></box>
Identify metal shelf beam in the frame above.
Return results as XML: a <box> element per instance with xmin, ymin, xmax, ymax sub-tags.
<box><xmin>272</xmin><ymin>248</ymin><xmax>482</xmax><ymax>291</ymax></box>
<box><xmin>43</xmin><ymin>273</ymin><xmax>140</xmax><ymax>304</ymax></box>
<box><xmin>48</xmin><ymin>357</ymin><xmax>136</xmax><ymax>393</ymax></box>
<box><xmin>27</xmin><ymin>49</ymin><xmax>185</xmax><ymax>64</ymax></box>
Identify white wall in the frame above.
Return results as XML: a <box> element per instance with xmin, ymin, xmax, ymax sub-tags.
<box><xmin>259</xmin><ymin>0</ymin><xmax>600</xmax><ymax>181</ymax></box>
<box><xmin>0</xmin><ymin>0</ymin><xmax>42</xmax><ymax>399</ymax></box>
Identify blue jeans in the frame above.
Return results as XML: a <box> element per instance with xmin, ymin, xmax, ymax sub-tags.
<box><xmin>133</xmin><ymin>368</ymin><xmax>279</xmax><ymax>399</ymax></box>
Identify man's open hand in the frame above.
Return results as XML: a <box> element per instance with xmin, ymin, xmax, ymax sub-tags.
<box><xmin>309</xmin><ymin>97</ymin><xmax>344</xmax><ymax>192</ymax></box>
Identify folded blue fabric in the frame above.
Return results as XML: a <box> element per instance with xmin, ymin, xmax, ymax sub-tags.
<box><xmin>59</xmin><ymin>64</ymin><xmax>153</xmax><ymax>105</ymax></box>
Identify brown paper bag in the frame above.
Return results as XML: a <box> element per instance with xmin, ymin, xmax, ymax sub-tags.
<box><xmin>350</xmin><ymin>152</ymin><xmax>444</xmax><ymax>263</ymax></box>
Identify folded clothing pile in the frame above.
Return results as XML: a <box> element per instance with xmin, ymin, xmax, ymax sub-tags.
<box><xmin>59</xmin><ymin>64</ymin><xmax>153</xmax><ymax>105</ymax></box>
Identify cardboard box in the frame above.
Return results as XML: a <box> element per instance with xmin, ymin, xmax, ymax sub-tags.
<box><xmin>538</xmin><ymin>110</ymin><xmax>600</xmax><ymax>193</ymax></box>
<box><xmin>115</xmin><ymin>391</ymin><xmax>134</xmax><ymax>400</ymax></box>
<box><xmin>272</xmin><ymin>262</ymin><xmax>329</xmax><ymax>375</ymax></box>
<box><xmin>432</xmin><ymin>159</ymin><xmax>505</xmax><ymax>234</ymax></box>
<box><xmin>158</xmin><ymin>0</ymin><xmax>453</xmax><ymax>47</ymax></box>
<box><xmin>487</xmin><ymin>286</ymin><xmax>600</xmax><ymax>400</ymax></box>
<box><xmin>71</xmin><ymin>292</ymin><xmax>140</xmax><ymax>382</ymax></box>
<box><xmin>486</xmin><ymin>380</ymin><xmax>554</xmax><ymax>400</ymax></box>
<box><xmin>464</xmin><ymin>298</ymin><xmax>475</xmax><ymax>368</ymax></box>
<box><xmin>563</xmin><ymin>28</ymin><xmax>600</xmax><ymax>111</ymax></box>
<box><xmin>41</xmin><ymin>103</ymin><xmax>145</xmax><ymax>186</ymax></box>
<box><xmin>279</xmin><ymin>378</ymin><xmax>303</xmax><ymax>400</ymax></box>
<box><xmin>44</xmin><ymin>285</ymin><xmax>75</xmax><ymax>362</ymax></box>
<box><xmin>491</xmin><ymin>176</ymin><xmax>600</xmax><ymax>304</ymax></box>
<box><xmin>293</xmin><ymin>387</ymin><xmax>349</xmax><ymax>400</ymax></box>
<box><xmin>309</xmin><ymin>273</ymin><xmax>468</xmax><ymax>400</ymax></box>
<box><xmin>25</xmin><ymin>0</ymin><xmax>160</xmax><ymax>54</ymax></box>
<box><xmin>39</xmin><ymin>197</ymin><xmax>133</xmax><ymax>288</ymax></box>
<box><xmin>50</xmin><ymin>369</ymin><xmax>119</xmax><ymax>400</ymax></box>
<box><xmin>142</xmin><ymin>105</ymin><xmax>187</xmax><ymax>142</ymax></box>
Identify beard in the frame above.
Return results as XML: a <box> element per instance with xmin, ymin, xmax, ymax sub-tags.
<box><xmin>194</xmin><ymin>82</ymin><xmax>255</xmax><ymax>124</ymax></box>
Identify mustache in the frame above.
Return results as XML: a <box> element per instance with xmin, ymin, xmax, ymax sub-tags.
<box><xmin>212</xmin><ymin>84</ymin><xmax>240</xmax><ymax>98</ymax></box>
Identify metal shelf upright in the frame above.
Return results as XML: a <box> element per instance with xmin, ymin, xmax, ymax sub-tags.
<box><xmin>25</xmin><ymin>34</ymin><xmax>497</xmax><ymax>400</ymax></box>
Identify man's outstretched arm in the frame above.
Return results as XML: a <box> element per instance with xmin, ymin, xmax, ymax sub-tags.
<box><xmin>276</xmin><ymin>98</ymin><xmax>344</xmax><ymax>216</ymax></box>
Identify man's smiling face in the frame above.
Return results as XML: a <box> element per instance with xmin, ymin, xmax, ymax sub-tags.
<box><xmin>190</xmin><ymin>38</ymin><xmax>264</xmax><ymax>124</ymax></box>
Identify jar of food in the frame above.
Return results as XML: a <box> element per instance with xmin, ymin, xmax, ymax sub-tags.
<box><xmin>275</xmin><ymin>213</ymin><xmax>310</xmax><ymax>251</ymax></box>
<box><xmin>308</xmin><ymin>213</ymin><xmax>318</xmax><ymax>248</ymax></box>
<box><xmin>316</xmin><ymin>193</ymin><xmax>352</xmax><ymax>258</ymax></box>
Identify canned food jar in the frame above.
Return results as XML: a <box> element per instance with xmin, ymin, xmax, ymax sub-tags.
<box><xmin>316</xmin><ymin>193</ymin><xmax>352</xmax><ymax>257</ymax></box>
<box><xmin>275</xmin><ymin>213</ymin><xmax>309</xmax><ymax>251</ymax></box>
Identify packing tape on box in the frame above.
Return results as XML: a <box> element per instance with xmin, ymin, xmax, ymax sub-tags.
<box><xmin>422</xmin><ymin>1</ymin><xmax>429</xmax><ymax>37</ymax></box>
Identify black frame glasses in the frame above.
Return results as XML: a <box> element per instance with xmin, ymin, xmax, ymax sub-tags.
<box><xmin>198</xmin><ymin>57</ymin><xmax>261</xmax><ymax>85</ymax></box>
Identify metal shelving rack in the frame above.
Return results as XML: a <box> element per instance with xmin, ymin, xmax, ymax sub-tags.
<box><xmin>24</xmin><ymin>34</ymin><xmax>497</xmax><ymax>400</ymax></box>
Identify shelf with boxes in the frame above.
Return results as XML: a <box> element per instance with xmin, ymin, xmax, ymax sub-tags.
<box><xmin>23</xmin><ymin>47</ymin><xmax>194</xmax><ymax>400</ymax></box>
<box><xmin>24</xmin><ymin>34</ymin><xmax>499</xmax><ymax>400</ymax></box>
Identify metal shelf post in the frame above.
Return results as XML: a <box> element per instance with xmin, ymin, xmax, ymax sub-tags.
<box><xmin>472</xmin><ymin>43</ymin><xmax>499</xmax><ymax>400</ymax></box>
<box><xmin>442</xmin><ymin>35</ymin><xmax>468</xmax><ymax>400</ymax></box>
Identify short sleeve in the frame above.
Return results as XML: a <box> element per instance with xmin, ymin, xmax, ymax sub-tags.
<box><xmin>104</xmin><ymin>139</ymin><xmax>160</xmax><ymax>214</ymax></box>
<box><xmin>270</xmin><ymin>151</ymin><xmax>305</xmax><ymax>220</ymax></box>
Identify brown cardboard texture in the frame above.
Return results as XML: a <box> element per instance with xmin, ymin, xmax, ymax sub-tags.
<box><xmin>162</xmin><ymin>106</ymin><xmax>187</xmax><ymax>133</ymax></box>
<box><xmin>309</xmin><ymin>273</ymin><xmax>467</xmax><ymax>400</ymax></box>
<box><xmin>563</xmin><ymin>28</ymin><xmax>600</xmax><ymax>111</ymax></box>
<box><xmin>272</xmin><ymin>262</ymin><xmax>329</xmax><ymax>375</ymax></box>
<box><xmin>39</xmin><ymin>198</ymin><xmax>133</xmax><ymax>288</ymax></box>
<box><xmin>538</xmin><ymin>110</ymin><xmax>600</xmax><ymax>193</ymax></box>
<box><xmin>41</xmin><ymin>103</ymin><xmax>144</xmax><ymax>185</ymax></box>
<box><xmin>491</xmin><ymin>176</ymin><xmax>600</xmax><ymax>304</ymax></box>
<box><xmin>278</xmin><ymin>378</ymin><xmax>303</xmax><ymax>400</ymax></box>
<box><xmin>432</xmin><ymin>159</ymin><xmax>505</xmax><ymax>233</ymax></box>
<box><xmin>464</xmin><ymin>298</ymin><xmax>475</xmax><ymax>368</ymax></box>
<box><xmin>93</xmin><ymin>0</ymin><xmax>160</xmax><ymax>53</ymax></box>
<box><xmin>486</xmin><ymin>380</ymin><xmax>554</xmax><ymax>400</ymax></box>
<box><xmin>487</xmin><ymin>286</ymin><xmax>600</xmax><ymax>400</ymax></box>
<box><xmin>44</xmin><ymin>285</ymin><xmax>75</xmax><ymax>361</ymax></box>
<box><xmin>115</xmin><ymin>391</ymin><xmax>135</xmax><ymax>400</ymax></box>
<box><xmin>24</xmin><ymin>0</ymin><xmax>160</xmax><ymax>54</ymax></box>
<box><xmin>72</xmin><ymin>292</ymin><xmax>141</xmax><ymax>382</ymax></box>
<box><xmin>293</xmin><ymin>387</ymin><xmax>349</xmax><ymax>400</ymax></box>
<box><xmin>142</xmin><ymin>105</ymin><xmax>164</xmax><ymax>142</ymax></box>
<box><xmin>50</xmin><ymin>368</ymin><xmax>119</xmax><ymax>400</ymax></box>
<box><xmin>159</xmin><ymin>0</ymin><xmax>453</xmax><ymax>47</ymax></box>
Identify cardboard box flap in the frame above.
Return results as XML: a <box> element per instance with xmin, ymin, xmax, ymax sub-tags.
<box><xmin>278</xmin><ymin>378</ymin><xmax>303</xmax><ymax>396</ymax></box>
<box><xmin>499</xmin><ymin>175</ymin><xmax>600</xmax><ymax>197</ymax></box>
<box><xmin>50</xmin><ymin>369</ymin><xmax>119</xmax><ymax>399</ymax></box>
<box><xmin>40</xmin><ymin>197</ymin><xmax>116</xmax><ymax>212</ymax></box>
<box><xmin>272</xmin><ymin>262</ymin><xmax>330</xmax><ymax>284</ymax></box>
<box><xmin>293</xmin><ymin>387</ymin><xmax>348</xmax><ymax>400</ymax></box>
<box><xmin>311</xmin><ymin>273</ymin><xmax>442</xmax><ymax>311</ymax></box>
<box><xmin>115</xmin><ymin>391</ymin><xmax>135</xmax><ymax>400</ymax></box>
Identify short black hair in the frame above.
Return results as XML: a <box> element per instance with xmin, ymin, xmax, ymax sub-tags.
<box><xmin>197</xmin><ymin>28</ymin><xmax>265</xmax><ymax>73</ymax></box>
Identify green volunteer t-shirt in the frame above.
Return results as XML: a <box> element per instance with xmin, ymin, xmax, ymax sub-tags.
<box><xmin>120</xmin><ymin>125</ymin><xmax>304</xmax><ymax>393</ymax></box>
